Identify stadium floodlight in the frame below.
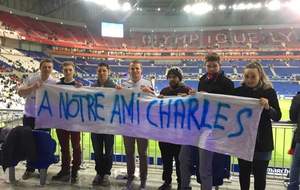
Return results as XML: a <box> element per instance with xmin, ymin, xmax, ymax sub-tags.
<box><xmin>218</xmin><ymin>4</ymin><xmax>226</xmax><ymax>10</ymax></box>
<box><xmin>191</xmin><ymin>2</ymin><xmax>213</xmax><ymax>15</ymax></box>
<box><xmin>246</xmin><ymin>3</ymin><xmax>254</xmax><ymax>9</ymax></box>
<box><xmin>253</xmin><ymin>3</ymin><xmax>262</xmax><ymax>9</ymax></box>
<box><xmin>266</xmin><ymin>0</ymin><xmax>281</xmax><ymax>11</ymax></box>
<box><xmin>122</xmin><ymin>2</ymin><xmax>131</xmax><ymax>11</ymax></box>
<box><xmin>285</xmin><ymin>0</ymin><xmax>300</xmax><ymax>12</ymax></box>
<box><xmin>106</xmin><ymin>0</ymin><xmax>121</xmax><ymax>10</ymax></box>
<box><xmin>183</xmin><ymin>5</ymin><xmax>192</xmax><ymax>13</ymax></box>
<box><xmin>85</xmin><ymin>0</ymin><xmax>105</xmax><ymax>6</ymax></box>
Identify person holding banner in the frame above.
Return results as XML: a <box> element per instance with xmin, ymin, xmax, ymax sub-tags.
<box><xmin>17</xmin><ymin>58</ymin><xmax>57</xmax><ymax>180</ymax></box>
<box><xmin>91</xmin><ymin>63</ymin><xmax>116</xmax><ymax>186</ymax></box>
<box><xmin>51</xmin><ymin>61</ymin><xmax>82</xmax><ymax>183</ymax></box>
<box><xmin>121</xmin><ymin>60</ymin><xmax>154</xmax><ymax>190</ymax></box>
<box><xmin>180</xmin><ymin>52</ymin><xmax>234</xmax><ymax>190</ymax></box>
<box><xmin>288</xmin><ymin>91</ymin><xmax>300</xmax><ymax>190</ymax></box>
<box><xmin>158</xmin><ymin>67</ymin><xmax>191</xmax><ymax>190</ymax></box>
<box><xmin>234</xmin><ymin>62</ymin><xmax>281</xmax><ymax>190</ymax></box>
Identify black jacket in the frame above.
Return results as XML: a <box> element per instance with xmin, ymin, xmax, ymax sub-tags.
<box><xmin>57</xmin><ymin>77</ymin><xmax>76</xmax><ymax>86</ymax></box>
<box><xmin>160</xmin><ymin>83</ymin><xmax>191</xmax><ymax>96</ymax></box>
<box><xmin>290</xmin><ymin>92</ymin><xmax>300</xmax><ymax>143</ymax></box>
<box><xmin>1</xmin><ymin>126</ymin><xmax>37</xmax><ymax>171</ymax></box>
<box><xmin>198</xmin><ymin>72</ymin><xmax>234</xmax><ymax>95</ymax></box>
<box><xmin>234</xmin><ymin>85</ymin><xmax>282</xmax><ymax>152</ymax></box>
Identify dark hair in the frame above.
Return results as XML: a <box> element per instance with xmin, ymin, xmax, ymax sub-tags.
<box><xmin>39</xmin><ymin>59</ymin><xmax>53</xmax><ymax>68</ymax></box>
<box><xmin>205</xmin><ymin>52</ymin><xmax>220</xmax><ymax>64</ymax></box>
<box><xmin>98</xmin><ymin>62</ymin><xmax>110</xmax><ymax>70</ymax></box>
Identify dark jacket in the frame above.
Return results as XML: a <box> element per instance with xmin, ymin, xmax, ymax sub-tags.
<box><xmin>57</xmin><ymin>77</ymin><xmax>76</xmax><ymax>86</ymax></box>
<box><xmin>234</xmin><ymin>85</ymin><xmax>282</xmax><ymax>152</ymax></box>
<box><xmin>1</xmin><ymin>126</ymin><xmax>37</xmax><ymax>171</ymax></box>
<box><xmin>92</xmin><ymin>78</ymin><xmax>116</xmax><ymax>88</ymax></box>
<box><xmin>198</xmin><ymin>72</ymin><xmax>234</xmax><ymax>95</ymax></box>
<box><xmin>290</xmin><ymin>92</ymin><xmax>300</xmax><ymax>143</ymax></box>
<box><xmin>160</xmin><ymin>82</ymin><xmax>191</xmax><ymax>96</ymax></box>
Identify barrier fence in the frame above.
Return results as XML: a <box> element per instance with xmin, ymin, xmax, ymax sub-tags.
<box><xmin>0</xmin><ymin>109</ymin><xmax>294</xmax><ymax>179</ymax></box>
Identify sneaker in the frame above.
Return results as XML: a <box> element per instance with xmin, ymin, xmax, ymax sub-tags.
<box><xmin>92</xmin><ymin>174</ymin><xmax>103</xmax><ymax>186</ymax></box>
<box><xmin>71</xmin><ymin>169</ymin><xmax>78</xmax><ymax>183</ymax></box>
<box><xmin>52</xmin><ymin>170</ymin><xmax>70</xmax><ymax>182</ymax></box>
<box><xmin>101</xmin><ymin>174</ymin><xmax>111</xmax><ymax>186</ymax></box>
<box><xmin>158</xmin><ymin>182</ymin><xmax>171</xmax><ymax>190</ymax></box>
<box><xmin>22</xmin><ymin>171</ymin><xmax>34</xmax><ymax>180</ymax></box>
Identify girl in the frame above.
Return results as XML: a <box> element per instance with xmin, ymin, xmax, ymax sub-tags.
<box><xmin>234</xmin><ymin>61</ymin><xmax>281</xmax><ymax>190</ymax></box>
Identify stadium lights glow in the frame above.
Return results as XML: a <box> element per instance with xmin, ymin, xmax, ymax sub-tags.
<box><xmin>122</xmin><ymin>2</ymin><xmax>131</xmax><ymax>11</ymax></box>
<box><xmin>284</xmin><ymin>0</ymin><xmax>300</xmax><ymax>12</ymax></box>
<box><xmin>84</xmin><ymin>0</ymin><xmax>132</xmax><ymax>11</ymax></box>
<box><xmin>232</xmin><ymin>3</ymin><xmax>262</xmax><ymax>10</ymax></box>
<box><xmin>218</xmin><ymin>4</ymin><xmax>226</xmax><ymax>10</ymax></box>
<box><xmin>266</xmin><ymin>0</ymin><xmax>281</xmax><ymax>11</ymax></box>
<box><xmin>183</xmin><ymin>5</ymin><xmax>192</xmax><ymax>13</ymax></box>
<box><xmin>106</xmin><ymin>0</ymin><xmax>120</xmax><ymax>10</ymax></box>
<box><xmin>183</xmin><ymin>2</ymin><xmax>212</xmax><ymax>15</ymax></box>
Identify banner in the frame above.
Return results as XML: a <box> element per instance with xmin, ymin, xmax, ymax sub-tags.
<box><xmin>36</xmin><ymin>84</ymin><xmax>263</xmax><ymax>161</ymax></box>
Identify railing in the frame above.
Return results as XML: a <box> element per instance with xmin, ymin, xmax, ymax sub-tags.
<box><xmin>0</xmin><ymin>109</ymin><xmax>295</xmax><ymax>179</ymax></box>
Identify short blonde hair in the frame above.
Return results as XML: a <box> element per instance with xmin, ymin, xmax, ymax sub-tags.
<box><xmin>62</xmin><ymin>61</ymin><xmax>75</xmax><ymax>68</ymax></box>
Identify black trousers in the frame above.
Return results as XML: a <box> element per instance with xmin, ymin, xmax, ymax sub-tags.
<box><xmin>91</xmin><ymin>133</ymin><xmax>114</xmax><ymax>177</ymax></box>
<box><xmin>159</xmin><ymin>142</ymin><xmax>181</xmax><ymax>184</ymax></box>
<box><xmin>238</xmin><ymin>158</ymin><xmax>269</xmax><ymax>190</ymax></box>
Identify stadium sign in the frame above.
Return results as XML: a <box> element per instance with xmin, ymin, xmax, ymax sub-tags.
<box><xmin>35</xmin><ymin>84</ymin><xmax>263</xmax><ymax>161</ymax></box>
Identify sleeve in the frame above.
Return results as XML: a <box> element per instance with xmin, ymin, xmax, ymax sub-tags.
<box><xmin>197</xmin><ymin>80</ymin><xmax>201</xmax><ymax>92</ymax></box>
<box><xmin>21</xmin><ymin>75</ymin><xmax>33</xmax><ymax>87</ymax></box>
<box><xmin>267</xmin><ymin>88</ymin><xmax>282</xmax><ymax>122</ymax></box>
<box><xmin>290</xmin><ymin>95</ymin><xmax>300</xmax><ymax>123</ymax></box>
<box><xmin>160</xmin><ymin>88</ymin><xmax>166</xmax><ymax>96</ymax></box>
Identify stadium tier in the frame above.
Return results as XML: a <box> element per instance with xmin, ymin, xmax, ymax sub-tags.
<box><xmin>1</xmin><ymin>10</ymin><xmax>300</xmax><ymax>50</ymax></box>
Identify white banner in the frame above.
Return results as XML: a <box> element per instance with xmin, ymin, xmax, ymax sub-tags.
<box><xmin>35</xmin><ymin>84</ymin><xmax>263</xmax><ymax>161</ymax></box>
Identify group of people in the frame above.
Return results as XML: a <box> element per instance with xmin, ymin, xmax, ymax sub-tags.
<box><xmin>16</xmin><ymin>52</ymin><xmax>291</xmax><ymax>190</ymax></box>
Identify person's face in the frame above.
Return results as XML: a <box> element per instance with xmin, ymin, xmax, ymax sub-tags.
<box><xmin>205</xmin><ymin>61</ymin><xmax>220</xmax><ymax>75</ymax></box>
<box><xmin>40</xmin><ymin>62</ymin><xmax>53</xmax><ymax>78</ymax></box>
<box><xmin>63</xmin><ymin>65</ymin><xmax>75</xmax><ymax>80</ymax></box>
<box><xmin>244</xmin><ymin>68</ymin><xmax>260</xmax><ymax>88</ymax></box>
<box><xmin>129</xmin><ymin>63</ymin><xmax>142</xmax><ymax>82</ymax></box>
<box><xmin>97</xmin><ymin>66</ymin><xmax>110</xmax><ymax>83</ymax></box>
<box><xmin>168</xmin><ymin>73</ymin><xmax>180</xmax><ymax>87</ymax></box>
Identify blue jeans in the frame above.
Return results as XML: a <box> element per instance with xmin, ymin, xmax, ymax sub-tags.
<box><xmin>288</xmin><ymin>143</ymin><xmax>300</xmax><ymax>190</ymax></box>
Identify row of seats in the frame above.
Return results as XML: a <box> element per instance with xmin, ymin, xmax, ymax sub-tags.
<box><xmin>1</xmin><ymin>11</ymin><xmax>300</xmax><ymax>49</ymax></box>
<box><xmin>0</xmin><ymin>47</ymin><xmax>40</xmax><ymax>72</ymax></box>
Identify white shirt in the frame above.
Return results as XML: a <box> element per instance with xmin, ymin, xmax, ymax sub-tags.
<box><xmin>22</xmin><ymin>73</ymin><xmax>57</xmax><ymax>117</ymax></box>
<box><xmin>122</xmin><ymin>78</ymin><xmax>153</xmax><ymax>91</ymax></box>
